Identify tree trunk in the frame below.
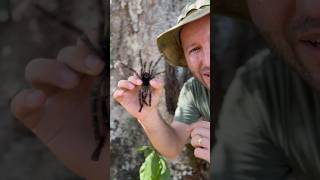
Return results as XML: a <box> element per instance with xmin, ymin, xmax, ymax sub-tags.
<box><xmin>110</xmin><ymin>0</ymin><xmax>208</xmax><ymax>179</ymax></box>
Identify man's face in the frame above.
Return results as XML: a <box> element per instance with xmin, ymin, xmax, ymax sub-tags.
<box><xmin>180</xmin><ymin>15</ymin><xmax>210</xmax><ymax>89</ymax></box>
<box><xmin>247</xmin><ymin>0</ymin><xmax>320</xmax><ymax>91</ymax></box>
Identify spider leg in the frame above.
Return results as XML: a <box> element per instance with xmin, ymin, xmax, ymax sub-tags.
<box><xmin>139</xmin><ymin>88</ymin><xmax>144</xmax><ymax>112</ymax></box>
<box><xmin>91</xmin><ymin>95</ymin><xmax>108</xmax><ymax>161</ymax></box>
<box><xmin>91</xmin><ymin>84</ymin><xmax>101</xmax><ymax>141</ymax></box>
<box><xmin>148</xmin><ymin>61</ymin><xmax>154</xmax><ymax>74</ymax></box>
<box><xmin>102</xmin><ymin>94</ymin><xmax>109</xmax><ymax>142</ymax></box>
<box><xmin>151</xmin><ymin>70</ymin><xmax>166</xmax><ymax>79</ymax></box>
<box><xmin>141</xmin><ymin>87</ymin><xmax>148</xmax><ymax>106</ymax></box>
<box><xmin>91</xmin><ymin>78</ymin><xmax>103</xmax><ymax>161</ymax></box>
<box><xmin>143</xmin><ymin>62</ymin><xmax>147</xmax><ymax>75</ymax></box>
<box><xmin>91</xmin><ymin>70</ymin><xmax>109</xmax><ymax>161</ymax></box>
<box><xmin>148</xmin><ymin>87</ymin><xmax>152</xmax><ymax>106</ymax></box>
<box><xmin>35</xmin><ymin>5</ymin><xmax>104</xmax><ymax>59</ymax></box>
<box><xmin>91</xmin><ymin>136</ymin><xmax>106</xmax><ymax>161</ymax></box>
<box><xmin>101</xmin><ymin>70</ymin><xmax>110</xmax><ymax>132</ymax></box>
<box><xmin>101</xmin><ymin>81</ymin><xmax>109</xmax><ymax>132</ymax></box>
<box><xmin>143</xmin><ymin>95</ymin><xmax>148</xmax><ymax>106</ymax></box>
<box><xmin>120</xmin><ymin>63</ymin><xmax>141</xmax><ymax>79</ymax></box>
<box><xmin>151</xmin><ymin>55</ymin><xmax>163</xmax><ymax>75</ymax></box>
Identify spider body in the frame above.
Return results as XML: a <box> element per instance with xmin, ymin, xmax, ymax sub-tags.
<box><xmin>121</xmin><ymin>51</ymin><xmax>164</xmax><ymax>112</ymax></box>
<box><xmin>141</xmin><ymin>73</ymin><xmax>151</xmax><ymax>86</ymax></box>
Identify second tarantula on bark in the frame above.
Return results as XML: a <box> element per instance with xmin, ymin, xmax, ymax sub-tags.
<box><xmin>121</xmin><ymin>51</ymin><xmax>164</xmax><ymax>112</ymax></box>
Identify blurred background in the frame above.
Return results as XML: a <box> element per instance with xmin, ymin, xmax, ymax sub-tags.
<box><xmin>0</xmin><ymin>0</ymin><xmax>268</xmax><ymax>179</ymax></box>
<box><xmin>0</xmin><ymin>0</ymin><xmax>103</xmax><ymax>179</ymax></box>
<box><xmin>213</xmin><ymin>15</ymin><xmax>267</xmax><ymax>121</ymax></box>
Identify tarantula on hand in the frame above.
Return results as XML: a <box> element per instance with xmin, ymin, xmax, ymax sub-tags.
<box><xmin>121</xmin><ymin>51</ymin><xmax>164</xmax><ymax>112</ymax></box>
<box><xmin>35</xmin><ymin>1</ymin><xmax>109</xmax><ymax>161</ymax></box>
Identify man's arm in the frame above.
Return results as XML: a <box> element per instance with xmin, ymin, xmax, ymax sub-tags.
<box><xmin>138</xmin><ymin>112</ymin><xmax>190</xmax><ymax>159</ymax></box>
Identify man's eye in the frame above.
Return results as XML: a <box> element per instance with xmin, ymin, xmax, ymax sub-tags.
<box><xmin>189</xmin><ymin>47</ymin><xmax>201</xmax><ymax>54</ymax></box>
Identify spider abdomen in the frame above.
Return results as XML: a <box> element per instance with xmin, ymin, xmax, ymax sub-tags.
<box><xmin>120</xmin><ymin>52</ymin><xmax>164</xmax><ymax>112</ymax></box>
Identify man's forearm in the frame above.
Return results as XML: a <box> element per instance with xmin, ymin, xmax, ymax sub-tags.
<box><xmin>138</xmin><ymin>110</ymin><xmax>186</xmax><ymax>159</ymax></box>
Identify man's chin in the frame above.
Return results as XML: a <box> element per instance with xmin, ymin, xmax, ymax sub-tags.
<box><xmin>195</xmin><ymin>76</ymin><xmax>210</xmax><ymax>90</ymax></box>
<box><xmin>201</xmin><ymin>75</ymin><xmax>210</xmax><ymax>90</ymax></box>
<box><xmin>203</xmin><ymin>79</ymin><xmax>210</xmax><ymax>90</ymax></box>
<box><xmin>205</xmin><ymin>82</ymin><xmax>210</xmax><ymax>90</ymax></box>
<box><xmin>292</xmin><ymin>60</ymin><xmax>320</xmax><ymax>92</ymax></box>
<box><xmin>306</xmin><ymin>73</ymin><xmax>320</xmax><ymax>93</ymax></box>
<box><xmin>295</xmin><ymin>47</ymin><xmax>320</xmax><ymax>92</ymax></box>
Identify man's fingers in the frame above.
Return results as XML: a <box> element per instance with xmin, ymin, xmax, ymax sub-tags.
<box><xmin>128</xmin><ymin>76</ymin><xmax>142</xmax><ymax>86</ymax></box>
<box><xmin>10</xmin><ymin>89</ymin><xmax>46</xmax><ymax>129</ymax></box>
<box><xmin>188</xmin><ymin>120</ymin><xmax>210</xmax><ymax>132</ymax></box>
<box><xmin>113</xmin><ymin>89</ymin><xmax>125</xmax><ymax>101</ymax></box>
<box><xmin>190</xmin><ymin>127</ymin><xmax>210</xmax><ymax>139</ymax></box>
<box><xmin>149</xmin><ymin>78</ymin><xmax>164</xmax><ymax>89</ymax></box>
<box><xmin>194</xmin><ymin>148</ymin><xmax>210</xmax><ymax>162</ymax></box>
<box><xmin>57</xmin><ymin>46</ymin><xmax>104</xmax><ymax>76</ymax></box>
<box><xmin>150</xmin><ymin>78</ymin><xmax>164</xmax><ymax>97</ymax></box>
<box><xmin>190</xmin><ymin>135</ymin><xmax>210</xmax><ymax>149</ymax></box>
<box><xmin>117</xmin><ymin>80</ymin><xmax>137</xmax><ymax>90</ymax></box>
<box><xmin>25</xmin><ymin>58</ymin><xmax>80</xmax><ymax>91</ymax></box>
<box><xmin>76</xmin><ymin>30</ymin><xmax>99</xmax><ymax>48</ymax></box>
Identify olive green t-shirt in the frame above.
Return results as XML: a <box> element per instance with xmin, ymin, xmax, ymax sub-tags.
<box><xmin>212</xmin><ymin>50</ymin><xmax>320</xmax><ymax>180</ymax></box>
<box><xmin>174</xmin><ymin>77</ymin><xmax>210</xmax><ymax>124</ymax></box>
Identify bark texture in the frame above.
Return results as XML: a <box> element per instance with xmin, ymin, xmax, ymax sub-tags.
<box><xmin>110</xmin><ymin>0</ymin><xmax>209</xmax><ymax>179</ymax></box>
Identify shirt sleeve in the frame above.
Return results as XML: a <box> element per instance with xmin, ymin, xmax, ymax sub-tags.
<box><xmin>212</xmin><ymin>70</ymin><xmax>290</xmax><ymax>180</ymax></box>
<box><xmin>174</xmin><ymin>81</ymin><xmax>201</xmax><ymax>124</ymax></box>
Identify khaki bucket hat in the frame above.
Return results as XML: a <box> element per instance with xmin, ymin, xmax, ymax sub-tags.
<box><xmin>157</xmin><ymin>0</ymin><xmax>210</xmax><ymax>67</ymax></box>
<box><xmin>213</xmin><ymin>0</ymin><xmax>250</xmax><ymax>20</ymax></box>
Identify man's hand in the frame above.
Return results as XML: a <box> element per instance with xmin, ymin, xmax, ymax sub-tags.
<box><xmin>113</xmin><ymin>75</ymin><xmax>164</xmax><ymax>121</ymax></box>
<box><xmin>113</xmin><ymin>76</ymin><xmax>192</xmax><ymax>159</ymax></box>
<box><xmin>10</xmin><ymin>40</ymin><xmax>107</xmax><ymax>180</ymax></box>
<box><xmin>189</xmin><ymin>121</ymin><xmax>210</xmax><ymax>162</ymax></box>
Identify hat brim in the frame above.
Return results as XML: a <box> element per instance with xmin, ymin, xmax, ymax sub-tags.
<box><xmin>157</xmin><ymin>6</ymin><xmax>210</xmax><ymax>67</ymax></box>
<box><xmin>213</xmin><ymin>0</ymin><xmax>251</xmax><ymax>20</ymax></box>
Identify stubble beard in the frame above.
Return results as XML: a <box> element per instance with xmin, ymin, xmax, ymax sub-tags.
<box><xmin>258</xmin><ymin>27</ymin><xmax>320</xmax><ymax>93</ymax></box>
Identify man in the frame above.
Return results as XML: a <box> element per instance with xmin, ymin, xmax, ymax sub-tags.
<box><xmin>213</xmin><ymin>0</ymin><xmax>320</xmax><ymax>179</ymax></box>
<box><xmin>10</xmin><ymin>1</ymin><xmax>210</xmax><ymax>179</ymax></box>
<box><xmin>113</xmin><ymin>0</ymin><xmax>211</xmax><ymax>162</ymax></box>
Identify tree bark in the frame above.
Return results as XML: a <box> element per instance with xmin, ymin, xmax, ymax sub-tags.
<box><xmin>110</xmin><ymin>0</ymin><xmax>209</xmax><ymax>179</ymax></box>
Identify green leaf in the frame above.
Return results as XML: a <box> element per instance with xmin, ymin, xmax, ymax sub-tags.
<box><xmin>140</xmin><ymin>151</ymin><xmax>159</xmax><ymax>180</ymax></box>
<box><xmin>137</xmin><ymin>146</ymin><xmax>153</xmax><ymax>157</ymax></box>
<box><xmin>159</xmin><ymin>157</ymin><xmax>171</xmax><ymax>180</ymax></box>
<box><xmin>138</xmin><ymin>146</ymin><xmax>171</xmax><ymax>180</ymax></box>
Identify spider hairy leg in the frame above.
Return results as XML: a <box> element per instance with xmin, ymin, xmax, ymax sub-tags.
<box><xmin>139</xmin><ymin>88</ymin><xmax>144</xmax><ymax>112</ymax></box>
<box><xmin>120</xmin><ymin>63</ymin><xmax>141</xmax><ymax>79</ymax></box>
<box><xmin>151</xmin><ymin>71</ymin><xmax>166</xmax><ymax>79</ymax></box>
<box><xmin>148</xmin><ymin>88</ymin><xmax>152</xmax><ymax>106</ymax></box>
<box><xmin>150</xmin><ymin>55</ymin><xmax>163</xmax><ymax>75</ymax></box>
<box><xmin>148</xmin><ymin>61</ymin><xmax>154</xmax><ymax>74</ymax></box>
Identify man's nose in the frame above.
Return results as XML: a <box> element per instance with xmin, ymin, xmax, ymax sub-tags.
<box><xmin>296</xmin><ymin>0</ymin><xmax>320</xmax><ymax>18</ymax></box>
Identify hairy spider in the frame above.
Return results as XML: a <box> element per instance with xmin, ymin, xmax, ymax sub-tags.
<box><xmin>35</xmin><ymin>0</ymin><xmax>109</xmax><ymax>161</ymax></box>
<box><xmin>121</xmin><ymin>51</ymin><xmax>165</xmax><ymax>112</ymax></box>
<box><xmin>88</xmin><ymin>0</ymin><xmax>109</xmax><ymax>162</ymax></box>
